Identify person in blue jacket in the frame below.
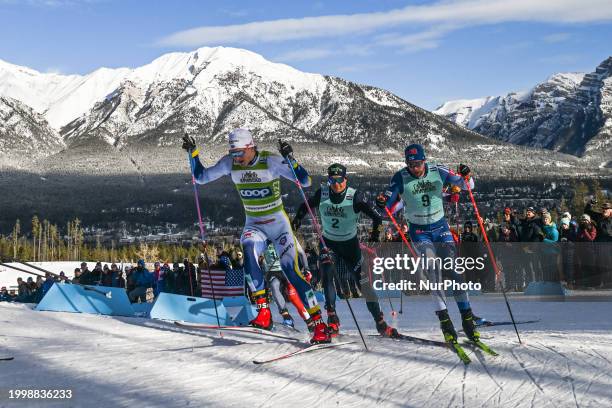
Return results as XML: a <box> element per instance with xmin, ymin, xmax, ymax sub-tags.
<box><xmin>128</xmin><ymin>260</ymin><xmax>154</xmax><ymax>303</ymax></box>
<box><xmin>41</xmin><ymin>272</ymin><xmax>56</xmax><ymax>300</ymax></box>
<box><xmin>542</xmin><ymin>213</ymin><xmax>559</xmax><ymax>243</ymax></box>
<box><xmin>541</xmin><ymin>213</ymin><xmax>560</xmax><ymax>281</ymax></box>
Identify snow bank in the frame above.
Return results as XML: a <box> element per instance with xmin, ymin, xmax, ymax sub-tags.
<box><xmin>1</xmin><ymin>296</ymin><xmax>612</xmax><ymax>407</ymax></box>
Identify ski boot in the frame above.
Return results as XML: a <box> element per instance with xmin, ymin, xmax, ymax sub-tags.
<box><xmin>326</xmin><ymin>308</ymin><xmax>340</xmax><ymax>337</ymax></box>
<box><xmin>436</xmin><ymin>309</ymin><xmax>459</xmax><ymax>344</ymax></box>
<box><xmin>460</xmin><ymin>308</ymin><xmax>481</xmax><ymax>342</ymax></box>
<box><xmin>307</xmin><ymin>312</ymin><xmax>332</xmax><ymax>344</ymax></box>
<box><xmin>249</xmin><ymin>290</ymin><xmax>273</xmax><ymax>330</ymax></box>
<box><xmin>472</xmin><ymin>313</ymin><xmax>490</xmax><ymax>327</ymax></box>
<box><xmin>280</xmin><ymin>308</ymin><xmax>295</xmax><ymax>328</ymax></box>
<box><xmin>376</xmin><ymin>314</ymin><xmax>400</xmax><ymax>338</ymax></box>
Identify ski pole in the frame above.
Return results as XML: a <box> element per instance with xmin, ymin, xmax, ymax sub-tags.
<box><xmin>361</xmin><ymin>243</ymin><xmax>395</xmax><ymax>315</ymax></box>
<box><xmin>1</xmin><ymin>262</ymin><xmax>109</xmax><ymax>296</ymax></box>
<box><xmin>280</xmin><ymin>141</ymin><xmax>368</xmax><ymax>351</ymax></box>
<box><xmin>0</xmin><ymin>262</ymin><xmax>46</xmax><ymax>278</ymax></box>
<box><xmin>383</xmin><ymin>208</ymin><xmax>419</xmax><ymax>258</ymax></box>
<box><xmin>464</xmin><ymin>180</ymin><xmax>522</xmax><ymax>344</ymax></box>
<box><xmin>383</xmin><ymin>207</ymin><xmax>423</xmax><ymax>315</ymax></box>
<box><xmin>14</xmin><ymin>260</ymin><xmax>61</xmax><ymax>278</ymax></box>
<box><xmin>455</xmin><ymin>201</ymin><xmax>460</xmax><ymax>244</ymax></box>
<box><xmin>186</xmin><ymin>148</ymin><xmax>221</xmax><ymax>329</ymax></box>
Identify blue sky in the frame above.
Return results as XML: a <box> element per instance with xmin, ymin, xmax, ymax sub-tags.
<box><xmin>1</xmin><ymin>0</ymin><xmax>611</xmax><ymax>109</ymax></box>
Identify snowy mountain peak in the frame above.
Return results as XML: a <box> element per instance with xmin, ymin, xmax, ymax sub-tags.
<box><xmin>0</xmin><ymin>46</ymin><xmax>326</xmax><ymax>131</ymax></box>
<box><xmin>0</xmin><ymin>58</ymin><xmax>42</xmax><ymax>77</ymax></box>
<box><xmin>435</xmin><ymin>56</ymin><xmax>612</xmax><ymax>160</ymax></box>
<box><xmin>434</xmin><ymin>72</ymin><xmax>586</xmax><ymax>131</ymax></box>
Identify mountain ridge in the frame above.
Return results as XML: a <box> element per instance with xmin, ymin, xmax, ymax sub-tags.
<box><xmin>435</xmin><ymin>57</ymin><xmax>612</xmax><ymax>165</ymax></box>
<box><xmin>0</xmin><ymin>47</ymin><xmax>608</xmax><ymax>179</ymax></box>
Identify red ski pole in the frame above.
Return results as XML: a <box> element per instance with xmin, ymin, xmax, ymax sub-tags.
<box><xmin>384</xmin><ymin>207</ymin><xmax>419</xmax><ymax>259</ymax></box>
<box><xmin>464</xmin><ymin>179</ymin><xmax>522</xmax><ymax>344</ymax></box>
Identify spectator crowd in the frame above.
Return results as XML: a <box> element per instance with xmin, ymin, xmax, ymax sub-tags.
<box><xmin>1</xmin><ymin>199</ymin><xmax>610</xmax><ymax>303</ymax></box>
<box><xmin>1</xmin><ymin>244</ymin><xmax>247</xmax><ymax>304</ymax></box>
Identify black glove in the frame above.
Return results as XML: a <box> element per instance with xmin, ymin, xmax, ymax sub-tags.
<box><xmin>320</xmin><ymin>247</ymin><xmax>333</xmax><ymax>265</ymax></box>
<box><xmin>590</xmin><ymin>198</ymin><xmax>598</xmax><ymax>205</ymax></box>
<box><xmin>278</xmin><ymin>139</ymin><xmax>294</xmax><ymax>159</ymax></box>
<box><xmin>182</xmin><ymin>134</ymin><xmax>196</xmax><ymax>152</ymax></box>
<box><xmin>458</xmin><ymin>163</ymin><xmax>471</xmax><ymax>178</ymax></box>
<box><xmin>291</xmin><ymin>217</ymin><xmax>301</xmax><ymax>232</ymax></box>
<box><xmin>375</xmin><ymin>193</ymin><xmax>387</xmax><ymax>209</ymax></box>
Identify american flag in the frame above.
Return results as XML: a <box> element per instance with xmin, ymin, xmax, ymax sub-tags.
<box><xmin>201</xmin><ymin>267</ymin><xmax>245</xmax><ymax>299</ymax></box>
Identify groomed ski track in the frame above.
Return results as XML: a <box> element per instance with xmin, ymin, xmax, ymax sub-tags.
<box><xmin>1</xmin><ymin>295</ymin><xmax>611</xmax><ymax>407</ymax></box>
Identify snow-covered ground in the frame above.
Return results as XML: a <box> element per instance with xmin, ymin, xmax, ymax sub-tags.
<box><xmin>2</xmin><ymin>295</ymin><xmax>612</xmax><ymax>407</ymax></box>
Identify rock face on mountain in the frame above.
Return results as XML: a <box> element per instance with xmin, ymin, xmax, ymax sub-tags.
<box><xmin>57</xmin><ymin>47</ymin><xmax>492</xmax><ymax>157</ymax></box>
<box><xmin>0</xmin><ymin>96</ymin><xmax>64</xmax><ymax>159</ymax></box>
<box><xmin>435</xmin><ymin>57</ymin><xmax>612</xmax><ymax>167</ymax></box>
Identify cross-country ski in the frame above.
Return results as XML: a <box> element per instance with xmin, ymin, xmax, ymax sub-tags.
<box><xmin>368</xmin><ymin>333</ymin><xmax>449</xmax><ymax>348</ymax></box>
<box><xmin>253</xmin><ymin>341</ymin><xmax>356</xmax><ymax>365</ymax></box>
<box><xmin>477</xmin><ymin>319</ymin><xmax>541</xmax><ymax>327</ymax></box>
<box><xmin>174</xmin><ymin>321</ymin><xmax>301</xmax><ymax>342</ymax></box>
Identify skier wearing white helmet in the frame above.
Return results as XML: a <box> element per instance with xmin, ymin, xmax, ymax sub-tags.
<box><xmin>182</xmin><ymin>129</ymin><xmax>331</xmax><ymax>344</ymax></box>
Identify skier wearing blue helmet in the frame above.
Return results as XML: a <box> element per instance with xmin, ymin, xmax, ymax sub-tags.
<box><xmin>378</xmin><ymin>143</ymin><xmax>484</xmax><ymax>347</ymax></box>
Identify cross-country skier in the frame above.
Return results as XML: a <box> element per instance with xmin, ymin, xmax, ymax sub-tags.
<box><xmin>378</xmin><ymin>144</ymin><xmax>481</xmax><ymax>345</ymax></box>
<box><xmin>292</xmin><ymin>163</ymin><xmax>399</xmax><ymax>338</ymax></box>
<box><xmin>261</xmin><ymin>242</ymin><xmax>310</xmax><ymax>328</ymax></box>
<box><xmin>182</xmin><ymin>129</ymin><xmax>330</xmax><ymax>344</ymax></box>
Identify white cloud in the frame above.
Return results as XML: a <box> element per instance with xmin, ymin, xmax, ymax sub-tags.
<box><xmin>157</xmin><ymin>0</ymin><xmax>612</xmax><ymax>47</ymax></box>
<box><xmin>374</xmin><ymin>25</ymin><xmax>458</xmax><ymax>53</ymax></box>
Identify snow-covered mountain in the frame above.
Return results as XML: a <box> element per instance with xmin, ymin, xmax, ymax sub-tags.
<box><xmin>57</xmin><ymin>47</ymin><xmax>499</xmax><ymax>155</ymax></box>
<box><xmin>0</xmin><ymin>47</ymin><xmax>607</xmax><ymax>179</ymax></box>
<box><xmin>435</xmin><ymin>57</ymin><xmax>612</xmax><ymax>162</ymax></box>
<box><xmin>0</xmin><ymin>58</ymin><xmax>129</xmax><ymax>130</ymax></box>
<box><xmin>0</xmin><ymin>47</ymin><xmax>502</xmax><ymax>160</ymax></box>
<box><xmin>59</xmin><ymin>47</ymin><xmax>327</xmax><ymax>148</ymax></box>
<box><xmin>0</xmin><ymin>96</ymin><xmax>65</xmax><ymax>158</ymax></box>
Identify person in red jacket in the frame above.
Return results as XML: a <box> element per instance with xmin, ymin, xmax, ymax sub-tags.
<box><xmin>575</xmin><ymin>214</ymin><xmax>598</xmax><ymax>287</ymax></box>
<box><xmin>577</xmin><ymin>214</ymin><xmax>597</xmax><ymax>242</ymax></box>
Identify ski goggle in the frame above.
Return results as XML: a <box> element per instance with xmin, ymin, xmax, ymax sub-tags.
<box><xmin>328</xmin><ymin>176</ymin><xmax>346</xmax><ymax>185</ymax></box>
<box><xmin>407</xmin><ymin>160</ymin><xmax>425</xmax><ymax>168</ymax></box>
<box><xmin>230</xmin><ymin>149</ymin><xmax>246</xmax><ymax>158</ymax></box>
